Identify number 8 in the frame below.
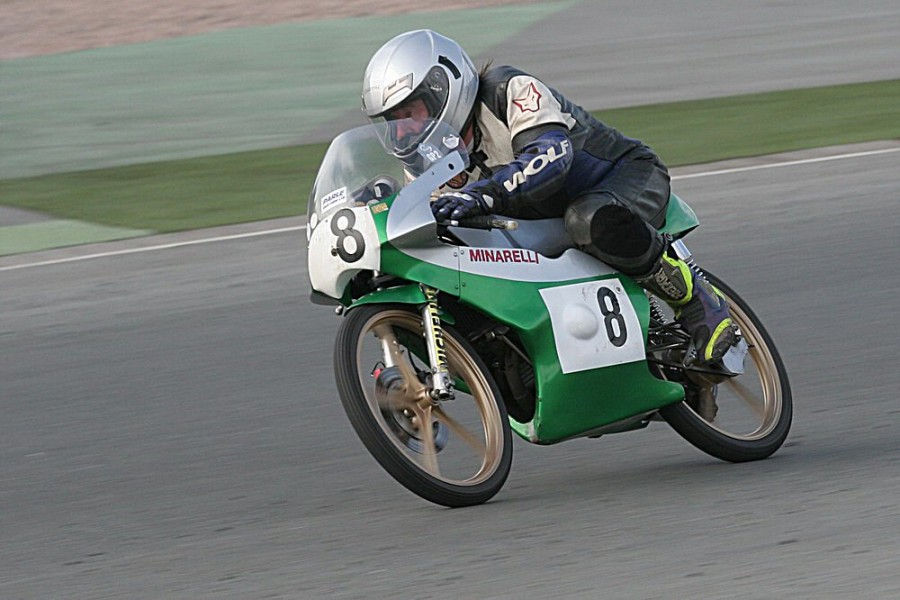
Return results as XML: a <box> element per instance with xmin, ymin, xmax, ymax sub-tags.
<box><xmin>331</xmin><ymin>208</ymin><xmax>365</xmax><ymax>263</ymax></box>
<box><xmin>597</xmin><ymin>287</ymin><xmax>627</xmax><ymax>347</ymax></box>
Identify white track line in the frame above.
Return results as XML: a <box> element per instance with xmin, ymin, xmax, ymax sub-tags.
<box><xmin>0</xmin><ymin>226</ymin><xmax>306</xmax><ymax>272</ymax></box>
<box><xmin>2</xmin><ymin>146</ymin><xmax>898</xmax><ymax>273</ymax></box>
<box><xmin>672</xmin><ymin>147</ymin><xmax>900</xmax><ymax>180</ymax></box>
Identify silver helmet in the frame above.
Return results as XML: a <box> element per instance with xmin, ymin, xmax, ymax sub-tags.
<box><xmin>361</xmin><ymin>30</ymin><xmax>478</xmax><ymax>160</ymax></box>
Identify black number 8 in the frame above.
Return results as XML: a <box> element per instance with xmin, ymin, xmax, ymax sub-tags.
<box><xmin>331</xmin><ymin>209</ymin><xmax>365</xmax><ymax>263</ymax></box>
<box><xmin>597</xmin><ymin>287</ymin><xmax>627</xmax><ymax>347</ymax></box>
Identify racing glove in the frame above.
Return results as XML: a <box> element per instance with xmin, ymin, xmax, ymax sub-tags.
<box><xmin>431</xmin><ymin>187</ymin><xmax>496</xmax><ymax>221</ymax></box>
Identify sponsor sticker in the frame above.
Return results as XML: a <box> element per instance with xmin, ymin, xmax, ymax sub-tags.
<box><xmin>502</xmin><ymin>140</ymin><xmax>570</xmax><ymax>193</ymax></box>
<box><xmin>418</xmin><ymin>143</ymin><xmax>443</xmax><ymax>162</ymax></box>
<box><xmin>467</xmin><ymin>248</ymin><xmax>539</xmax><ymax>264</ymax></box>
<box><xmin>320</xmin><ymin>186</ymin><xmax>348</xmax><ymax>213</ymax></box>
<box><xmin>369</xmin><ymin>202</ymin><xmax>389</xmax><ymax>214</ymax></box>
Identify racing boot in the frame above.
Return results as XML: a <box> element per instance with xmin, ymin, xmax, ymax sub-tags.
<box><xmin>635</xmin><ymin>251</ymin><xmax>739</xmax><ymax>366</ymax></box>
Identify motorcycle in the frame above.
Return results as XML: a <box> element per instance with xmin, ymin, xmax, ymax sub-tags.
<box><xmin>306</xmin><ymin>120</ymin><xmax>792</xmax><ymax>507</ymax></box>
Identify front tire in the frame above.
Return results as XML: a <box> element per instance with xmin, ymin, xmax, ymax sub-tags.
<box><xmin>658</xmin><ymin>271</ymin><xmax>793</xmax><ymax>462</ymax></box>
<box><xmin>334</xmin><ymin>304</ymin><xmax>513</xmax><ymax>507</ymax></box>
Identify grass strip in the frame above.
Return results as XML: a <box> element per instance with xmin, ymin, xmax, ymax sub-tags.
<box><xmin>597</xmin><ymin>79</ymin><xmax>900</xmax><ymax>166</ymax></box>
<box><xmin>0</xmin><ymin>143</ymin><xmax>327</xmax><ymax>232</ymax></box>
<box><xmin>1</xmin><ymin>80</ymin><xmax>898</xmax><ymax>232</ymax></box>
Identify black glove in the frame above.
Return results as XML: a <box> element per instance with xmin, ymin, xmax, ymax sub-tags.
<box><xmin>431</xmin><ymin>189</ymin><xmax>496</xmax><ymax>221</ymax></box>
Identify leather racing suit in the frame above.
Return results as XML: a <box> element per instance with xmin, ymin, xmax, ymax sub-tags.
<box><xmin>442</xmin><ymin>65</ymin><xmax>671</xmax><ymax>275</ymax></box>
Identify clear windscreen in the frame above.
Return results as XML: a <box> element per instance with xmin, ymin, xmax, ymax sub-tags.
<box><xmin>307</xmin><ymin>119</ymin><xmax>468</xmax><ymax>226</ymax></box>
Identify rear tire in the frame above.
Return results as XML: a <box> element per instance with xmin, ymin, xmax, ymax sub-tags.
<box><xmin>334</xmin><ymin>304</ymin><xmax>513</xmax><ymax>507</ymax></box>
<box><xmin>659</xmin><ymin>271</ymin><xmax>793</xmax><ymax>462</ymax></box>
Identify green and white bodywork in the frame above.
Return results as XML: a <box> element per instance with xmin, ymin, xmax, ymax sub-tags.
<box><xmin>307</xmin><ymin>122</ymin><xmax>700</xmax><ymax>444</ymax></box>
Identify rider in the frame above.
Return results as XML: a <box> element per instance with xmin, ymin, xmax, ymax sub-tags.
<box><xmin>360</xmin><ymin>29</ymin><xmax>738</xmax><ymax>365</ymax></box>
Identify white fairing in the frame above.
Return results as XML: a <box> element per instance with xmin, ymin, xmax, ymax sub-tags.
<box><xmin>458</xmin><ymin>246</ymin><xmax>615</xmax><ymax>282</ymax></box>
<box><xmin>308</xmin><ymin>206</ymin><xmax>381</xmax><ymax>299</ymax></box>
<box><xmin>307</xmin><ymin>120</ymin><xmax>468</xmax><ymax>300</ymax></box>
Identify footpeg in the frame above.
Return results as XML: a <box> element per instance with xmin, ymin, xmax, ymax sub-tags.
<box><xmin>721</xmin><ymin>336</ymin><xmax>749</xmax><ymax>375</ymax></box>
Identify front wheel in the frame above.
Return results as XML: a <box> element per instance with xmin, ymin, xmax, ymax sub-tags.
<box><xmin>657</xmin><ymin>271</ymin><xmax>793</xmax><ymax>462</ymax></box>
<box><xmin>334</xmin><ymin>304</ymin><xmax>513</xmax><ymax>507</ymax></box>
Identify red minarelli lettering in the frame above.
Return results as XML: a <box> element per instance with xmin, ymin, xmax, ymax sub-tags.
<box><xmin>467</xmin><ymin>248</ymin><xmax>540</xmax><ymax>264</ymax></box>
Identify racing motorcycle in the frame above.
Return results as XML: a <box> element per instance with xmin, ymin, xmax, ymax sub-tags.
<box><xmin>306</xmin><ymin>120</ymin><xmax>792</xmax><ymax>507</ymax></box>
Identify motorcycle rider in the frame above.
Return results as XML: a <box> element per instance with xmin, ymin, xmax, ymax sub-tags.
<box><xmin>361</xmin><ymin>29</ymin><xmax>738</xmax><ymax>365</ymax></box>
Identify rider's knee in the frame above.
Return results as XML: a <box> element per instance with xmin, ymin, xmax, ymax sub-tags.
<box><xmin>564</xmin><ymin>195</ymin><xmax>663</xmax><ymax>275</ymax></box>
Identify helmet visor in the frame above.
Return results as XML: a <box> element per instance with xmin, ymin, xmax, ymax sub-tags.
<box><xmin>368</xmin><ymin>117</ymin><xmax>467</xmax><ymax>177</ymax></box>
<box><xmin>370</xmin><ymin>66</ymin><xmax>450</xmax><ymax>157</ymax></box>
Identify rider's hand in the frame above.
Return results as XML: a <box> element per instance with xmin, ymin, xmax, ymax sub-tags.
<box><xmin>431</xmin><ymin>190</ymin><xmax>494</xmax><ymax>221</ymax></box>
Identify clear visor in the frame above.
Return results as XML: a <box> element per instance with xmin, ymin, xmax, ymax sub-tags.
<box><xmin>371</xmin><ymin>66</ymin><xmax>450</xmax><ymax>157</ymax></box>
<box><xmin>370</xmin><ymin>118</ymin><xmax>466</xmax><ymax>176</ymax></box>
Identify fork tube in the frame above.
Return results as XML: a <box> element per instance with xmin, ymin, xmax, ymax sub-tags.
<box><xmin>420</xmin><ymin>285</ymin><xmax>455</xmax><ymax>401</ymax></box>
<box><xmin>671</xmin><ymin>239</ymin><xmax>693</xmax><ymax>263</ymax></box>
<box><xmin>671</xmin><ymin>239</ymin><xmax>712</xmax><ymax>283</ymax></box>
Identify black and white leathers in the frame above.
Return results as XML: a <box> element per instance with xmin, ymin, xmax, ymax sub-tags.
<box><xmin>448</xmin><ymin>66</ymin><xmax>671</xmax><ymax>274</ymax></box>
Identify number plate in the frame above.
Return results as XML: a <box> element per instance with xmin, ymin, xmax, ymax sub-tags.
<box><xmin>308</xmin><ymin>206</ymin><xmax>380</xmax><ymax>299</ymax></box>
<box><xmin>539</xmin><ymin>279</ymin><xmax>645</xmax><ymax>374</ymax></box>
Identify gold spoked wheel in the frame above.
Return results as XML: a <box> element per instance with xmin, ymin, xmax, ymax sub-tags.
<box><xmin>334</xmin><ymin>305</ymin><xmax>512</xmax><ymax>507</ymax></box>
<box><xmin>697</xmin><ymin>295</ymin><xmax>784</xmax><ymax>440</ymax></box>
<box><xmin>658</xmin><ymin>271</ymin><xmax>793</xmax><ymax>463</ymax></box>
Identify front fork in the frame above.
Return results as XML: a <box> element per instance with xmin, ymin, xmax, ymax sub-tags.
<box><xmin>420</xmin><ymin>285</ymin><xmax>455</xmax><ymax>401</ymax></box>
<box><xmin>670</xmin><ymin>238</ymin><xmax>693</xmax><ymax>263</ymax></box>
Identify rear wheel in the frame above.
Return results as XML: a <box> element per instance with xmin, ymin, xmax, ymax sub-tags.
<box><xmin>653</xmin><ymin>271</ymin><xmax>792</xmax><ymax>462</ymax></box>
<box><xmin>334</xmin><ymin>304</ymin><xmax>513</xmax><ymax>507</ymax></box>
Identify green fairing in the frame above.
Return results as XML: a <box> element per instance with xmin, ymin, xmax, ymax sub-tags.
<box><xmin>382</xmin><ymin>244</ymin><xmax>461</xmax><ymax>293</ymax></box>
<box><xmin>348</xmin><ymin>282</ymin><xmax>457</xmax><ymax>326</ymax></box>
<box><xmin>368</xmin><ymin>198</ymin><xmax>393</xmax><ymax>245</ymax></box>
<box><xmin>660</xmin><ymin>193</ymin><xmax>700</xmax><ymax>238</ymax></box>
<box><xmin>369</xmin><ymin>194</ymin><xmax>461</xmax><ymax>294</ymax></box>
<box><xmin>369</xmin><ymin>192</ymin><xmax>685</xmax><ymax>445</ymax></box>
<box><xmin>458</xmin><ymin>272</ymin><xmax>684</xmax><ymax>444</ymax></box>
<box><xmin>349</xmin><ymin>283</ymin><xmax>426</xmax><ymax>309</ymax></box>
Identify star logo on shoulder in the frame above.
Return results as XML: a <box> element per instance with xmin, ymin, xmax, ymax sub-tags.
<box><xmin>512</xmin><ymin>82</ymin><xmax>542</xmax><ymax>113</ymax></box>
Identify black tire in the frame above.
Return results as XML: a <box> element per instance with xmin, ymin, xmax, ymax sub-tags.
<box><xmin>659</xmin><ymin>271</ymin><xmax>793</xmax><ymax>462</ymax></box>
<box><xmin>334</xmin><ymin>304</ymin><xmax>513</xmax><ymax>507</ymax></box>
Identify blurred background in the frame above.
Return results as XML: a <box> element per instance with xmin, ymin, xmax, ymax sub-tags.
<box><xmin>1</xmin><ymin>2</ymin><xmax>899</xmax><ymax>598</ymax></box>
<box><xmin>2</xmin><ymin>0</ymin><xmax>897</xmax><ymax>254</ymax></box>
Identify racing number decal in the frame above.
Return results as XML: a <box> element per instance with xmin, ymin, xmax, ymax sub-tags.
<box><xmin>330</xmin><ymin>208</ymin><xmax>365</xmax><ymax>263</ymax></box>
<box><xmin>308</xmin><ymin>204</ymin><xmax>380</xmax><ymax>299</ymax></box>
<box><xmin>539</xmin><ymin>279</ymin><xmax>645</xmax><ymax>374</ymax></box>
<box><xmin>597</xmin><ymin>287</ymin><xmax>627</xmax><ymax>347</ymax></box>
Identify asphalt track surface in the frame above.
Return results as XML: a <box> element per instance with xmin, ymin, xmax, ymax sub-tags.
<box><xmin>3</xmin><ymin>3</ymin><xmax>900</xmax><ymax>598</ymax></box>
<box><xmin>2</xmin><ymin>145</ymin><xmax>899</xmax><ymax>598</ymax></box>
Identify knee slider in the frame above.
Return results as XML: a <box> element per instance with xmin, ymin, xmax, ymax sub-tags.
<box><xmin>589</xmin><ymin>203</ymin><xmax>653</xmax><ymax>258</ymax></box>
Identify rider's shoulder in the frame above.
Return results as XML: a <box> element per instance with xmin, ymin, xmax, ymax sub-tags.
<box><xmin>479</xmin><ymin>65</ymin><xmax>547</xmax><ymax>120</ymax></box>
<box><xmin>480</xmin><ymin>65</ymin><xmax>535</xmax><ymax>88</ymax></box>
